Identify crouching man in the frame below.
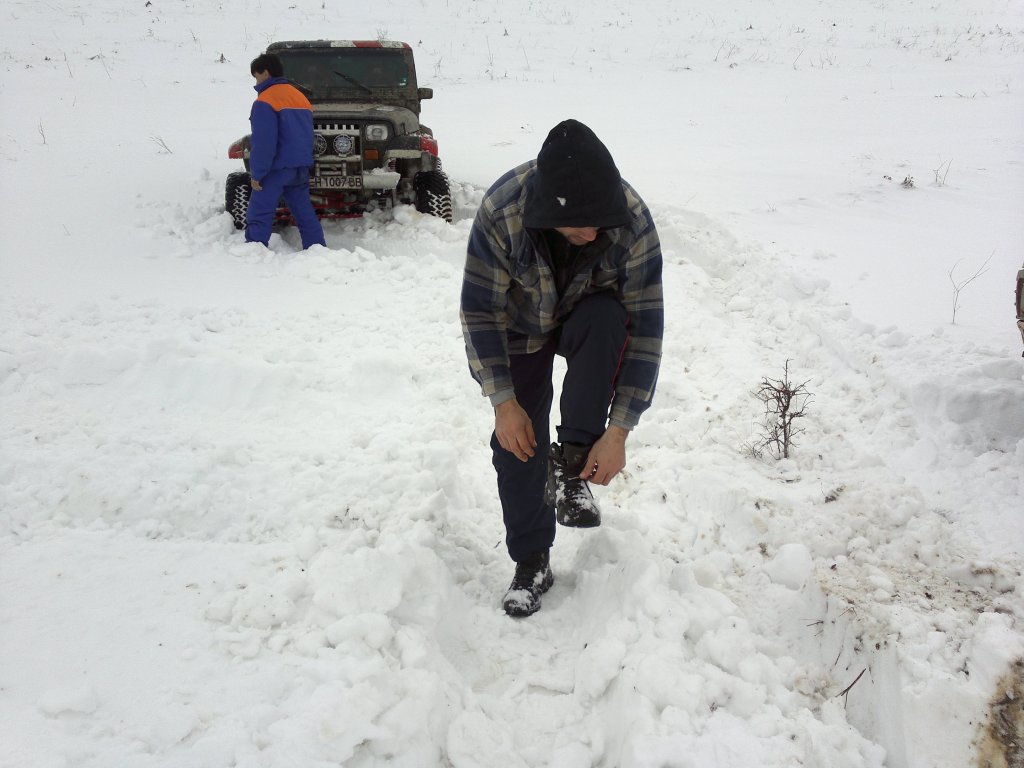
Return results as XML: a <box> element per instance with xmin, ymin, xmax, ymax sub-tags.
<box><xmin>459</xmin><ymin>119</ymin><xmax>664</xmax><ymax>617</ymax></box>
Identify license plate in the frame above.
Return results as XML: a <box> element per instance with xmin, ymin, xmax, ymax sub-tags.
<box><xmin>313</xmin><ymin>175</ymin><xmax>362</xmax><ymax>190</ymax></box>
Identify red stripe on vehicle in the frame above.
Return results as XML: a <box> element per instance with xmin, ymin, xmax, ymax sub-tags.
<box><xmin>348</xmin><ymin>40</ymin><xmax>411</xmax><ymax>49</ymax></box>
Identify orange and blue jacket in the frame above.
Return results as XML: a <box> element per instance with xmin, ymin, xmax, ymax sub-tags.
<box><xmin>249</xmin><ymin>77</ymin><xmax>315</xmax><ymax>182</ymax></box>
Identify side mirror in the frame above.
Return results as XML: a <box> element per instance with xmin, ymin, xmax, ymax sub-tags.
<box><xmin>418</xmin><ymin>87</ymin><xmax>433</xmax><ymax>100</ymax></box>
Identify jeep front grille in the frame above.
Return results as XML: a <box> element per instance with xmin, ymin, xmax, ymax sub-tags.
<box><xmin>317</xmin><ymin>122</ymin><xmax>360</xmax><ymax>131</ymax></box>
<box><xmin>313</xmin><ymin>122</ymin><xmax>361</xmax><ymax>159</ymax></box>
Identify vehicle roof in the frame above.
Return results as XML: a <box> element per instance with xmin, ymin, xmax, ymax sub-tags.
<box><xmin>267</xmin><ymin>40</ymin><xmax>412</xmax><ymax>51</ymax></box>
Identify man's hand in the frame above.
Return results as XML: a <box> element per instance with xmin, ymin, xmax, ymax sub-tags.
<box><xmin>251</xmin><ymin>178</ymin><xmax>263</xmax><ymax>191</ymax></box>
<box><xmin>579</xmin><ymin>426</ymin><xmax>628</xmax><ymax>485</ymax></box>
<box><xmin>494</xmin><ymin>399</ymin><xmax>536</xmax><ymax>462</ymax></box>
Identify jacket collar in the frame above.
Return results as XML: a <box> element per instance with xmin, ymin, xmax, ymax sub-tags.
<box><xmin>254</xmin><ymin>76</ymin><xmax>289</xmax><ymax>94</ymax></box>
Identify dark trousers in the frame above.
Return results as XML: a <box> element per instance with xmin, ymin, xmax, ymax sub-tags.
<box><xmin>492</xmin><ymin>292</ymin><xmax>629</xmax><ymax>561</ymax></box>
<box><xmin>245</xmin><ymin>166</ymin><xmax>326</xmax><ymax>250</ymax></box>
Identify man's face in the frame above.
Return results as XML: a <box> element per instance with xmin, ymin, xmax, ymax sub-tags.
<box><xmin>555</xmin><ymin>226</ymin><xmax>600</xmax><ymax>246</ymax></box>
<box><xmin>252</xmin><ymin>70</ymin><xmax>271</xmax><ymax>84</ymax></box>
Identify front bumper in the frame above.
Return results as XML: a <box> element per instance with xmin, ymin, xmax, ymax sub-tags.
<box><xmin>357</xmin><ymin>170</ymin><xmax>400</xmax><ymax>190</ymax></box>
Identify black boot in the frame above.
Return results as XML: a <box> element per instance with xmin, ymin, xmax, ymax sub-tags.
<box><xmin>502</xmin><ymin>550</ymin><xmax>554</xmax><ymax>617</ymax></box>
<box><xmin>546</xmin><ymin>442</ymin><xmax>602</xmax><ymax>528</ymax></box>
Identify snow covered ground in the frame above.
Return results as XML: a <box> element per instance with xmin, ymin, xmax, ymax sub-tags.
<box><xmin>2</xmin><ymin>1</ymin><xmax>1023</xmax><ymax>766</ymax></box>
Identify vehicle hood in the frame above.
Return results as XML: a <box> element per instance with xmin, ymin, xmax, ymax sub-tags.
<box><xmin>312</xmin><ymin>103</ymin><xmax>421</xmax><ymax>132</ymax></box>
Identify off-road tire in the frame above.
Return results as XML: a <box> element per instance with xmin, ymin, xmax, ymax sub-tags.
<box><xmin>225</xmin><ymin>171</ymin><xmax>252</xmax><ymax>230</ymax></box>
<box><xmin>414</xmin><ymin>170</ymin><xmax>453</xmax><ymax>223</ymax></box>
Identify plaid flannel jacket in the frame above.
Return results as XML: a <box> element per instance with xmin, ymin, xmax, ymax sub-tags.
<box><xmin>460</xmin><ymin>160</ymin><xmax>663</xmax><ymax>430</ymax></box>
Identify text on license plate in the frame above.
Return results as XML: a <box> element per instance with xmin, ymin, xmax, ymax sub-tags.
<box><xmin>313</xmin><ymin>175</ymin><xmax>362</xmax><ymax>190</ymax></box>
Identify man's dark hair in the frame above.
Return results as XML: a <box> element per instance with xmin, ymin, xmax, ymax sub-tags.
<box><xmin>250</xmin><ymin>53</ymin><xmax>284</xmax><ymax>77</ymax></box>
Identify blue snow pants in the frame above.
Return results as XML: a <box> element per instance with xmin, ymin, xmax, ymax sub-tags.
<box><xmin>245</xmin><ymin>166</ymin><xmax>326</xmax><ymax>250</ymax></box>
<box><xmin>492</xmin><ymin>292</ymin><xmax>629</xmax><ymax>562</ymax></box>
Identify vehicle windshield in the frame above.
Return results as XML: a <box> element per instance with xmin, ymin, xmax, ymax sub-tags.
<box><xmin>276</xmin><ymin>49</ymin><xmax>410</xmax><ymax>96</ymax></box>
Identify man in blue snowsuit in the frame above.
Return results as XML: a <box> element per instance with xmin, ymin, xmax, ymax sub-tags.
<box><xmin>245</xmin><ymin>54</ymin><xmax>326</xmax><ymax>250</ymax></box>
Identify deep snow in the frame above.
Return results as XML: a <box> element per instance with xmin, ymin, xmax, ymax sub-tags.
<box><xmin>1</xmin><ymin>1</ymin><xmax>1023</xmax><ymax>767</ymax></box>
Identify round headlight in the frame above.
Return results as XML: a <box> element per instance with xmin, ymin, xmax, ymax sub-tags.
<box><xmin>313</xmin><ymin>134</ymin><xmax>327</xmax><ymax>157</ymax></box>
<box><xmin>333</xmin><ymin>135</ymin><xmax>354</xmax><ymax>156</ymax></box>
<box><xmin>364</xmin><ymin>124</ymin><xmax>389</xmax><ymax>142</ymax></box>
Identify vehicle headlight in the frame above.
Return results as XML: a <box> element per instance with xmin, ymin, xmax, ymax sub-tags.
<box><xmin>333</xmin><ymin>135</ymin><xmax>354</xmax><ymax>156</ymax></box>
<box><xmin>364</xmin><ymin>124</ymin><xmax>389</xmax><ymax>142</ymax></box>
<box><xmin>313</xmin><ymin>134</ymin><xmax>327</xmax><ymax>156</ymax></box>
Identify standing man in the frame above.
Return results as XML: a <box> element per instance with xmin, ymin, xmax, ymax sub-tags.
<box><xmin>460</xmin><ymin>119</ymin><xmax>664</xmax><ymax>618</ymax></box>
<box><xmin>245</xmin><ymin>53</ymin><xmax>326</xmax><ymax>250</ymax></box>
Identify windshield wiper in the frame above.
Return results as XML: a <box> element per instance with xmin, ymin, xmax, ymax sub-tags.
<box><xmin>333</xmin><ymin>70</ymin><xmax>372</xmax><ymax>94</ymax></box>
<box><xmin>289</xmin><ymin>79</ymin><xmax>313</xmax><ymax>98</ymax></box>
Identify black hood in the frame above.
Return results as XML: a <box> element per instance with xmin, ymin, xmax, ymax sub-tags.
<box><xmin>522</xmin><ymin>119</ymin><xmax>631</xmax><ymax>230</ymax></box>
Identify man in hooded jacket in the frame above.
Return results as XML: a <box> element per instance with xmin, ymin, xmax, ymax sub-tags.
<box><xmin>460</xmin><ymin>119</ymin><xmax>664</xmax><ymax>617</ymax></box>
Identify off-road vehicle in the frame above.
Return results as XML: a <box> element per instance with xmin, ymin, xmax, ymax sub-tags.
<box><xmin>225</xmin><ymin>40</ymin><xmax>451</xmax><ymax>227</ymax></box>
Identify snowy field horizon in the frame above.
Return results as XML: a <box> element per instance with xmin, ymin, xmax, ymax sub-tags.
<box><xmin>2</xmin><ymin>1</ymin><xmax>1023</xmax><ymax>767</ymax></box>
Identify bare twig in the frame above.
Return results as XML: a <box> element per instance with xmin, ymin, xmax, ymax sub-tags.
<box><xmin>753</xmin><ymin>360</ymin><xmax>813</xmax><ymax>459</ymax></box>
<box><xmin>89</xmin><ymin>52</ymin><xmax>112</xmax><ymax>79</ymax></box>
<box><xmin>38</xmin><ymin>121</ymin><xmax>46</xmax><ymax>145</ymax></box>
<box><xmin>150</xmin><ymin>135</ymin><xmax>173</xmax><ymax>154</ymax></box>
<box><xmin>838</xmin><ymin>668</ymin><xmax>867</xmax><ymax>704</ymax></box>
<box><xmin>949</xmin><ymin>253</ymin><xmax>993</xmax><ymax>324</ymax></box>
<box><xmin>714</xmin><ymin>41</ymin><xmax>738</xmax><ymax>62</ymax></box>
